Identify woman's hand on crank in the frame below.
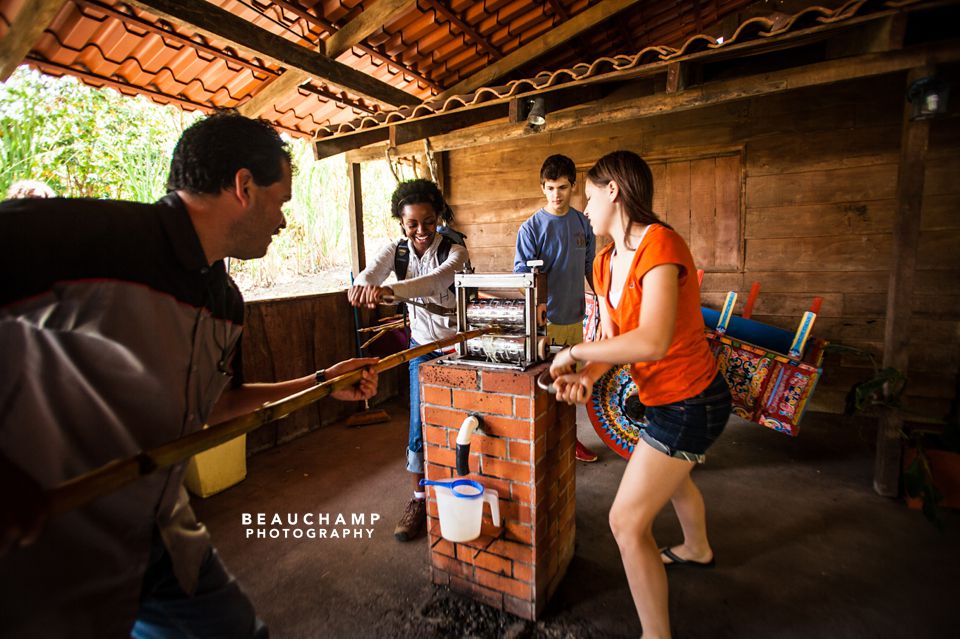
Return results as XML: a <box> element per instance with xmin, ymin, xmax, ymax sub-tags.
<box><xmin>550</xmin><ymin>346</ymin><xmax>578</xmax><ymax>378</ymax></box>
<box><xmin>347</xmin><ymin>285</ymin><xmax>394</xmax><ymax>309</ymax></box>
<box><xmin>325</xmin><ymin>358</ymin><xmax>380</xmax><ymax>401</ymax></box>
<box><xmin>552</xmin><ymin>372</ymin><xmax>595</xmax><ymax>406</ymax></box>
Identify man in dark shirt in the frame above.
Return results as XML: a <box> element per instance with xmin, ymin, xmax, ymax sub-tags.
<box><xmin>0</xmin><ymin>113</ymin><xmax>377</xmax><ymax>638</ymax></box>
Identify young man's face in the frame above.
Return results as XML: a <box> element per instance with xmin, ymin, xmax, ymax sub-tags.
<box><xmin>541</xmin><ymin>177</ymin><xmax>573</xmax><ymax>215</ymax></box>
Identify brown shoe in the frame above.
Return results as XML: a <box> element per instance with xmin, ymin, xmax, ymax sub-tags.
<box><xmin>394</xmin><ymin>498</ymin><xmax>426</xmax><ymax>541</ymax></box>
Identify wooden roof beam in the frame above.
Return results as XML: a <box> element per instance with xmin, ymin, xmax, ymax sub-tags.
<box><xmin>437</xmin><ymin>0</ymin><xmax>642</xmax><ymax>99</ymax></box>
<box><xmin>127</xmin><ymin>0</ymin><xmax>419</xmax><ymax>109</ymax></box>
<box><xmin>420</xmin><ymin>0</ymin><xmax>502</xmax><ymax>61</ymax></box>
<box><xmin>0</xmin><ymin>0</ymin><xmax>66</xmax><ymax>81</ymax></box>
<box><xmin>347</xmin><ymin>41</ymin><xmax>960</xmax><ymax>163</ymax></box>
<box><xmin>240</xmin><ymin>0</ymin><xmax>418</xmax><ymax>117</ymax></box>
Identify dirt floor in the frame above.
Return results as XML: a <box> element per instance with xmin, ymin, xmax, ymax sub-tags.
<box><xmin>193</xmin><ymin>399</ymin><xmax>960</xmax><ymax>638</ymax></box>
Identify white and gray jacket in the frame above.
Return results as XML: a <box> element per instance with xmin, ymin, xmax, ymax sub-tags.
<box><xmin>355</xmin><ymin>233</ymin><xmax>469</xmax><ymax>345</ymax></box>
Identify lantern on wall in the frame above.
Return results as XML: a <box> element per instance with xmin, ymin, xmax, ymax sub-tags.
<box><xmin>907</xmin><ymin>76</ymin><xmax>950</xmax><ymax>120</ymax></box>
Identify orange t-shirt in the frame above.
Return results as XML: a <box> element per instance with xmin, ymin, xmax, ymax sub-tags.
<box><xmin>593</xmin><ymin>224</ymin><xmax>717</xmax><ymax>406</ymax></box>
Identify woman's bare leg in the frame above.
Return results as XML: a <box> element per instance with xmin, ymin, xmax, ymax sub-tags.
<box><xmin>609</xmin><ymin>442</ymin><xmax>696</xmax><ymax>639</ymax></box>
<box><xmin>661</xmin><ymin>475</ymin><xmax>713</xmax><ymax>564</ymax></box>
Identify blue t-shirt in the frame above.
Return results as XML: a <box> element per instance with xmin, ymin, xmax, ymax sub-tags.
<box><xmin>513</xmin><ymin>207</ymin><xmax>595</xmax><ymax>324</ymax></box>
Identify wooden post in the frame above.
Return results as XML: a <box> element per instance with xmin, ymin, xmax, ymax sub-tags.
<box><xmin>0</xmin><ymin>0</ymin><xmax>66</xmax><ymax>81</ymax></box>
<box><xmin>874</xmin><ymin>66</ymin><xmax>932</xmax><ymax>497</ymax></box>
<box><xmin>347</xmin><ymin>162</ymin><xmax>365</xmax><ymax>278</ymax></box>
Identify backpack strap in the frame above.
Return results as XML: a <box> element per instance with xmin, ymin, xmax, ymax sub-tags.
<box><xmin>394</xmin><ymin>238</ymin><xmax>410</xmax><ymax>281</ymax></box>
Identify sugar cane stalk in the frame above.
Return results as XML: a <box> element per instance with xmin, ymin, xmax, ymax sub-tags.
<box><xmin>47</xmin><ymin>327</ymin><xmax>493</xmax><ymax>515</ymax></box>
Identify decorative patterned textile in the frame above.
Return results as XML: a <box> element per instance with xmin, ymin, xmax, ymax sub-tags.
<box><xmin>586</xmin><ymin>365</ymin><xmax>645</xmax><ymax>460</ymax></box>
<box><xmin>586</xmin><ymin>313</ymin><xmax>828</xmax><ymax>456</ymax></box>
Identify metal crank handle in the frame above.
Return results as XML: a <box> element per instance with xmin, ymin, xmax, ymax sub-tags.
<box><xmin>381</xmin><ymin>294</ymin><xmax>456</xmax><ymax>317</ymax></box>
<box><xmin>536</xmin><ymin>370</ymin><xmax>558</xmax><ymax>394</ymax></box>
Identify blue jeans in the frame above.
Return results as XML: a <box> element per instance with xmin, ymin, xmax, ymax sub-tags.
<box><xmin>132</xmin><ymin>528</ymin><xmax>268</xmax><ymax>639</ymax></box>
<box><xmin>407</xmin><ymin>339</ymin><xmax>443</xmax><ymax>474</ymax></box>
<box><xmin>641</xmin><ymin>372</ymin><xmax>732</xmax><ymax>462</ymax></box>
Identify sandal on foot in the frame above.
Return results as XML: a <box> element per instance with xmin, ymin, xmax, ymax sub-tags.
<box><xmin>660</xmin><ymin>546</ymin><xmax>715</xmax><ymax>568</ymax></box>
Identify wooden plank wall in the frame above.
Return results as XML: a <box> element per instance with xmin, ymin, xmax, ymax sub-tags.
<box><xmin>445</xmin><ymin>73</ymin><xmax>960</xmax><ymax>417</ymax></box>
<box><xmin>242</xmin><ymin>291</ymin><xmax>401</xmax><ymax>454</ymax></box>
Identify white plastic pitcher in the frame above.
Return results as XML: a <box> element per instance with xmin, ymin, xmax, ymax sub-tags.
<box><xmin>420</xmin><ymin>479</ymin><xmax>500</xmax><ymax>543</ymax></box>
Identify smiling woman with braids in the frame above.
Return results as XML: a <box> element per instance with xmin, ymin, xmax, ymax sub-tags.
<box><xmin>548</xmin><ymin>150</ymin><xmax>732</xmax><ymax>639</ymax></box>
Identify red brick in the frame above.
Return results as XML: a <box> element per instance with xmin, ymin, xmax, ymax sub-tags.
<box><xmin>480</xmin><ymin>368</ymin><xmax>534</xmax><ymax>394</ymax></box>
<box><xmin>422</xmin><ymin>385</ymin><xmax>451</xmax><ymax>406</ymax></box>
<box><xmin>471</xmin><ymin>435</ymin><xmax>507</xmax><ymax>459</ymax></box>
<box><xmin>453</xmin><ymin>389</ymin><xmax>513</xmax><ymax>416</ymax></box>
<box><xmin>533</xmin><ymin>391</ymin><xmax>550</xmax><ymax>417</ymax></box>
<box><xmin>481</xmin><ymin>457</ymin><xmax>532</xmax><ymax>483</ymax></box>
<box><xmin>504</xmin><ymin>595</ymin><xmax>535</xmax><ymax>620</ymax></box>
<box><xmin>426</xmin><ymin>499</ymin><xmax>439</xmax><ymax>518</ymax></box>
<box><xmin>508</xmin><ymin>440</ymin><xmax>531</xmax><ymax>462</ymax></box>
<box><xmin>423</xmin><ymin>405</ymin><xmax>467</xmax><ymax>429</ymax></box>
<box><xmin>512</xmin><ymin>560</ymin><xmax>533</xmax><ymax>582</ymax></box>
<box><xmin>474</xmin><ymin>567</ymin><xmax>534</xmax><ymax>600</ymax></box>
<box><xmin>423</xmin><ymin>424</ymin><xmax>449</xmax><ymax>447</ymax></box>
<box><xmin>473</xmin><ymin>550</ymin><xmax>513</xmax><ymax>576</ymax></box>
<box><xmin>505</xmin><ymin>520</ymin><xmax>534</xmax><ymax>544</ymax></box>
<box><xmin>433</xmin><ymin>551</ymin><xmax>475</xmax><ymax>580</ymax></box>
<box><xmin>431</xmin><ymin>536</ymin><xmax>456</xmax><ymax>558</ymax></box>
<box><xmin>431</xmin><ymin>568</ymin><xmax>450</xmax><ymax>586</ymax></box>
<box><xmin>510</xmin><ymin>482</ymin><xmax>532</xmax><ymax>503</ymax></box>
<box><xmin>481</xmin><ymin>415</ymin><xmax>533</xmax><ymax>440</ymax></box>
<box><xmin>513</xmin><ymin>397</ymin><xmax>534</xmax><ymax>419</ymax></box>
<box><xmin>424</xmin><ymin>463</ymin><xmax>454</xmax><ymax>480</ymax></box>
<box><xmin>425</xmin><ymin>446</ymin><xmax>457</xmax><ymax>469</ymax></box>
<box><xmin>534</xmin><ymin>435</ymin><xmax>547</xmax><ymax>464</ymax></box>
<box><xmin>449</xmin><ymin>576</ymin><xmax>504</xmax><ymax>609</ymax></box>
<box><xmin>420</xmin><ymin>363</ymin><xmax>478</xmax><ymax>389</ymax></box>
<box><xmin>490</xmin><ymin>538</ymin><xmax>534</xmax><ymax>563</ymax></box>
<box><xmin>499</xmin><ymin>500</ymin><xmax>533</xmax><ymax>525</ymax></box>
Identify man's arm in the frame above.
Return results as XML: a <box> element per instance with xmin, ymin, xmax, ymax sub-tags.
<box><xmin>207</xmin><ymin>357</ymin><xmax>379</xmax><ymax>425</ymax></box>
<box><xmin>513</xmin><ymin>221</ymin><xmax>536</xmax><ymax>273</ymax></box>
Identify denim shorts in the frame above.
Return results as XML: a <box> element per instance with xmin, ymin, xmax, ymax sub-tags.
<box><xmin>639</xmin><ymin>372</ymin><xmax>732</xmax><ymax>463</ymax></box>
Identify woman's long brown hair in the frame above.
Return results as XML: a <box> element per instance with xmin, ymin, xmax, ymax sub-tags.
<box><xmin>586</xmin><ymin>150</ymin><xmax>670</xmax><ymax>249</ymax></box>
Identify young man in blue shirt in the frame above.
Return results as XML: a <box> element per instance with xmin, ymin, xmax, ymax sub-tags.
<box><xmin>514</xmin><ymin>154</ymin><xmax>598</xmax><ymax>462</ymax></box>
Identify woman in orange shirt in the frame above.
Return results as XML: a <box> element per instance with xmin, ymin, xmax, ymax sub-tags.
<box><xmin>550</xmin><ymin>150</ymin><xmax>732</xmax><ymax>639</ymax></box>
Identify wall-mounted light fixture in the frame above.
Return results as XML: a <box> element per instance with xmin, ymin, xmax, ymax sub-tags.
<box><xmin>907</xmin><ymin>76</ymin><xmax>950</xmax><ymax>121</ymax></box>
<box><xmin>526</xmin><ymin>97</ymin><xmax>546</xmax><ymax>126</ymax></box>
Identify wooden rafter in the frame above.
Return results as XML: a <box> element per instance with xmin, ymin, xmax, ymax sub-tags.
<box><xmin>343</xmin><ymin>40</ymin><xmax>960</xmax><ymax>163</ymax></box>
<box><xmin>546</xmin><ymin>0</ymin><xmax>571</xmax><ymax>20</ymax></box>
<box><xmin>126</xmin><ymin>0</ymin><xmax>418</xmax><ymax>108</ymax></box>
<box><xmin>271</xmin><ymin>0</ymin><xmax>439</xmax><ymax>91</ymax></box>
<box><xmin>240</xmin><ymin>0</ymin><xmax>419</xmax><ymax>117</ymax></box>
<box><xmin>438</xmin><ymin>0</ymin><xmax>642</xmax><ymax>99</ymax></box>
<box><xmin>0</xmin><ymin>0</ymin><xmax>66</xmax><ymax>81</ymax></box>
<box><xmin>420</xmin><ymin>0</ymin><xmax>502</xmax><ymax>61</ymax></box>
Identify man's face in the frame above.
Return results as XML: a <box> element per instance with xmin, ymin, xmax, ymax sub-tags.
<box><xmin>235</xmin><ymin>160</ymin><xmax>292</xmax><ymax>260</ymax></box>
<box><xmin>541</xmin><ymin>177</ymin><xmax>573</xmax><ymax>215</ymax></box>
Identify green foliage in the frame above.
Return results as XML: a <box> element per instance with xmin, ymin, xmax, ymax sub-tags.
<box><xmin>1</xmin><ymin>65</ymin><xmax>396</xmax><ymax>296</ymax></box>
<box><xmin>1</xmin><ymin>66</ymin><xmax>195</xmax><ymax>199</ymax></box>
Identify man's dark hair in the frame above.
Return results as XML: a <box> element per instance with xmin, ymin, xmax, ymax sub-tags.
<box><xmin>539</xmin><ymin>154</ymin><xmax>576</xmax><ymax>185</ymax></box>
<box><xmin>166</xmin><ymin>112</ymin><xmax>291</xmax><ymax>194</ymax></box>
<box><xmin>390</xmin><ymin>179</ymin><xmax>453</xmax><ymax>223</ymax></box>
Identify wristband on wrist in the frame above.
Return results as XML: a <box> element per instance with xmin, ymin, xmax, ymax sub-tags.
<box><xmin>315</xmin><ymin>369</ymin><xmax>326</xmax><ymax>385</ymax></box>
<box><xmin>569</xmin><ymin>344</ymin><xmax>580</xmax><ymax>363</ymax></box>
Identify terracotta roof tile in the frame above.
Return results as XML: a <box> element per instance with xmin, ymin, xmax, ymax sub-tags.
<box><xmin>2</xmin><ymin>0</ymin><xmax>931</xmax><ymax>141</ymax></box>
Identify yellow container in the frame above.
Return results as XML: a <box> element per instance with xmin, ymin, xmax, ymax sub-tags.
<box><xmin>184</xmin><ymin>434</ymin><xmax>247</xmax><ymax>498</ymax></box>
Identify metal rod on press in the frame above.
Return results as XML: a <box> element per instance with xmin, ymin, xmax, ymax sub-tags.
<box><xmin>46</xmin><ymin>327</ymin><xmax>495</xmax><ymax>516</ymax></box>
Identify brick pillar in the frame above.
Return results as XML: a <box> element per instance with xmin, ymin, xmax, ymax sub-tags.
<box><xmin>419</xmin><ymin>359</ymin><xmax>577</xmax><ymax>620</ymax></box>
